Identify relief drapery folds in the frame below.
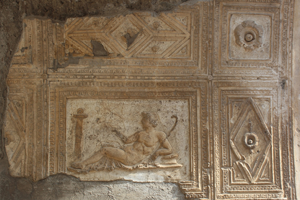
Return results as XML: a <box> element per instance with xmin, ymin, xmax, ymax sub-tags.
<box><xmin>3</xmin><ymin>0</ymin><xmax>296</xmax><ymax>199</ymax></box>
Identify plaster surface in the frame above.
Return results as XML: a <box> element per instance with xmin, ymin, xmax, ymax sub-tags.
<box><xmin>0</xmin><ymin>0</ymin><xmax>299</xmax><ymax>199</ymax></box>
<box><xmin>293</xmin><ymin>0</ymin><xmax>300</xmax><ymax>198</ymax></box>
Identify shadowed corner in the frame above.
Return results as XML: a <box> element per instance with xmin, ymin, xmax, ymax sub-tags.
<box><xmin>0</xmin><ymin>129</ymin><xmax>3</xmax><ymax>160</ymax></box>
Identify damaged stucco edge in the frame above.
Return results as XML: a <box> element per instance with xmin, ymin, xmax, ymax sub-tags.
<box><xmin>293</xmin><ymin>0</ymin><xmax>300</xmax><ymax>199</ymax></box>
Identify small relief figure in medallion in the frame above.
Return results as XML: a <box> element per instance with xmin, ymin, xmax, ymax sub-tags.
<box><xmin>73</xmin><ymin>108</ymin><xmax>88</xmax><ymax>160</ymax></box>
<box><xmin>69</xmin><ymin>112</ymin><xmax>182</xmax><ymax>172</ymax></box>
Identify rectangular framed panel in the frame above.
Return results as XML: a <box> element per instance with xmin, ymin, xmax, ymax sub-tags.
<box><xmin>213</xmin><ymin>80</ymin><xmax>284</xmax><ymax>199</ymax></box>
<box><xmin>48</xmin><ymin>80</ymin><xmax>210</xmax><ymax>198</ymax></box>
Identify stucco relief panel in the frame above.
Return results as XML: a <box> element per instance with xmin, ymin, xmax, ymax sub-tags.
<box><xmin>66</xmin><ymin>99</ymin><xmax>189</xmax><ymax>180</ymax></box>
<box><xmin>50</xmin><ymin>2</ymin><xmax>211</xmax><ymax>76</ymax></box>
<box><xmin>47</xmin><ymin>81</ymin><xmax>210</xmax><ymax>198</ymax></box>
<box><xmin>213</xmin><ymin>81</ymin><xmax>283</xmax><ymax>199</ymax></box>
<box><xmin>4</xmin><ymin>79</ymin><xmax>47</xmax><ymax>181</ymax></box>
<box><xmin>3</xmin><ymin>0</ymin><xmax>297</xmax><ymax>199</ymax></box>
<box><xmin>229</xmin><ymin>14</ymin><xmax>271</xmax><ymax>60</ymax></box>
<box><xmin>213</xmin><ymin>2</ymin><xmax>280</xmax><ymax>76</ymax></box>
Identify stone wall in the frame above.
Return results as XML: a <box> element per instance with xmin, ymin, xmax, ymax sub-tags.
<box><xmin>0</xmin><ymin>0</ymin><xmax>190</xmax><ymax>199</ymax></box>
<box><xmin>0</xmin><ymin>0</ymin><xmax>298</xmax><ymax>200</ymax></box>
<box><xmin>293</xmin><ymin>0</ymin><xmax>300</xmax><ymax>199</ymax></box>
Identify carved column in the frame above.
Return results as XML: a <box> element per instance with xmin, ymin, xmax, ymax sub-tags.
<box><xmin>73</xmin><ymin>108</ymin><xmax>88</xmax><ymax>160</ymax></box>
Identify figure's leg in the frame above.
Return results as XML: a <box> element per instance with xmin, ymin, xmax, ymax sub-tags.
<box><xmin>72</xmin><ymin>147</ymin><xmax>128</xmax><ymax>169</ymax></box>
<box><xmin>71</xmin><ymin>149</ymin><xmax>104</xmax><ymax>169</ymax></box>
<box><xmin>102</xmin><ymin>147</ymin><xmax>127</xmax><ymax>163</ymax></box>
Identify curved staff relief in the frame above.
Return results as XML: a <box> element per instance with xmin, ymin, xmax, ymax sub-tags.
<box><xmin>145</xmin><ymin>115</ymin><xmax>179</xmax><ymax>164</ymax></box>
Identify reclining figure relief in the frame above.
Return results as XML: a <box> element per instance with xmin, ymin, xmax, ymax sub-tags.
<box><xmin>69</xmin><ymin>111</ymin><xmax>182</xmax><ymax>173</ymax></box>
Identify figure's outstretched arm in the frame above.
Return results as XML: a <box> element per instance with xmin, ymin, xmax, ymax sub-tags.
<box><xmin>113</xmin><ymin>130</ymin><xmax>139</xmax><ymax>144</ymax></box>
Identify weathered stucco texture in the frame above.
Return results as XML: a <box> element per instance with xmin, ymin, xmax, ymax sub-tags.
<box><xmin>293</xmin><ymin>0</ymin><xmax>300</xmax><ymax>198</ymax></box>
<box><xmin>0</xmin><ymin>0</ymin><xmax>193</xmax><ymax>199</ymax></box>
<box><xmin>0</xmin><ymin>0</ymin><xmax>298</xmax><ymax>199</ymax></box>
